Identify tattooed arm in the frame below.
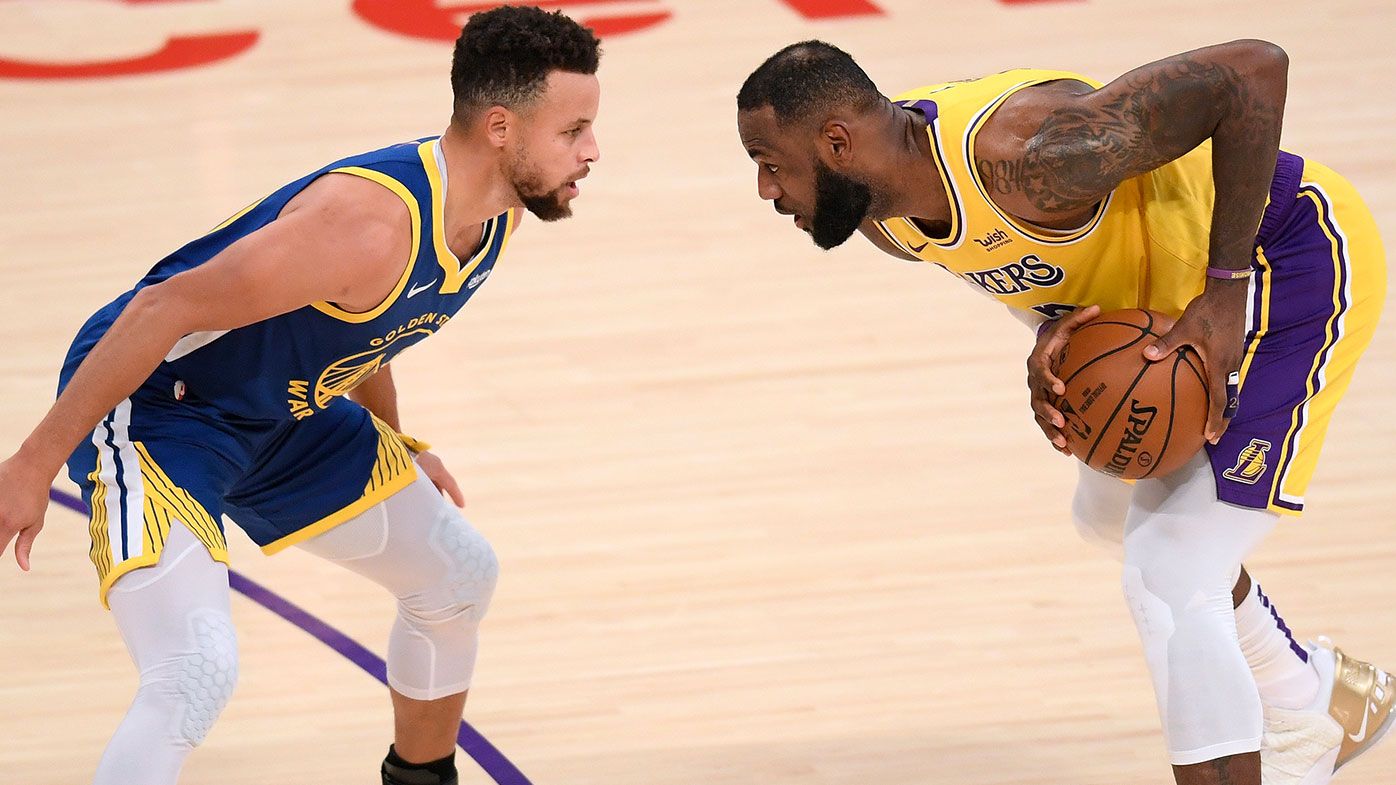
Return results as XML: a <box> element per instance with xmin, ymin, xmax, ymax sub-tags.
<box><xmin>977</xmin><ymin>39</ymin><xmax>1288</xmax><ymax>272</ymax></box>
<box><xmin>987</xmin><ymin>41</ymin><xmax>1290</xmax><ymax>446</ymax></box>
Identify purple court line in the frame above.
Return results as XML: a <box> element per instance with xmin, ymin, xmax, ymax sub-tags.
<box><xmin>48</xmin><ymin>487</ymin><xmax>533</xmax><ymax>785</ymax></box>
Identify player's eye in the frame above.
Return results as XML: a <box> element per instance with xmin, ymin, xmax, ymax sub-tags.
<box><xmin>764</xmin><ymin>163</ymin><xmax>779</xmax><ymax>175</ymax></box>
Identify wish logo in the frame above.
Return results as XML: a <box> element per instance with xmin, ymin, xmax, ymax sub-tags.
<box><xmin>974</xmin><ymin>227</ymin><xmax>1012</xmax><ymax>251</ymax></box>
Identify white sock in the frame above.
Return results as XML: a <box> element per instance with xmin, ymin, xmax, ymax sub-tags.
<box><xmin>1235</xmin><ymin>581</ymin><xmax>1321</xmax><ymax>710</ymax></box>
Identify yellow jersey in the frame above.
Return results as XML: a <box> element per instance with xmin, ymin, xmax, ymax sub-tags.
<box><xmin>874</xmin><ymin>68</ymin><xmax>1231</xmax><ymax>320</ymax></box>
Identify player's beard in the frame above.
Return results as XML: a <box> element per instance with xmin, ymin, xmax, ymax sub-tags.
<box><xmin>809</xmin><ymin>158</ymin><xmax>872</xmax><ymax>250</ymax></box>
<box><xmin>510</xmin><ymin>151</ymin><xmax>573</xmax><ymax>222</ymax></box>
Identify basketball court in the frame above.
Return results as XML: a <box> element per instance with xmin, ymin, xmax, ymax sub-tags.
<box><xmin>1</xmin><ymin>1</ymin><xmax>1394</xmax><ymax>782</ymax></box>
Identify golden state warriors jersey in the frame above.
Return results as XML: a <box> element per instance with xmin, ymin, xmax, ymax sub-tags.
<box><xmin>69</xmin><ymin>138</ymin><xmax>517</xmax><ymax>423</ymax></box>
<box><xmin>875</xmin><ymin>69</ymin><xmax>1250</xmax><ymax>320</ymax></box>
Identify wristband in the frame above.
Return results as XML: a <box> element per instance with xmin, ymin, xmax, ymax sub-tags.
<box><xmin>1206</xmin><ymin>266</ymin><xmax>1253</xmax><ymax>281</ymax></box>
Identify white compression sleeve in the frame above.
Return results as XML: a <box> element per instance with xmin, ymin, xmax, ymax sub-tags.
<box><xmin>1122</xmin><ymin>453</ymin><xmax>1278</xmax><ymax>765</ymax></box>
<box><xmin>96</xmin><ymin>522</ymin><xmax>237</xmax><ymax>785</ymax></box>
<box><xmin>298</xmin><ymin>471</ymin><xmax>499</xmax><ymax>700</ymax></box>
<box><xmin>1070</xmin><ymin>460</ymin><xmax>1131</xmax><ymax>560</ymax></box>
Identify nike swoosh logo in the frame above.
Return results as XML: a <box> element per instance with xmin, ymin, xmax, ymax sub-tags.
<box><xmin>908</xmin><ymin>242</ymin><xmax>928</xmax><ymax>253</ymax></box>
<box><xmin>1348</xmin><ymin>702</ymin><xmax>1377</xmax><ymax>743</ymax></box>
<box><xmin>407</xmin><ymin>279</ymin><xmax>438</xmax><ymax>298</ymax></box>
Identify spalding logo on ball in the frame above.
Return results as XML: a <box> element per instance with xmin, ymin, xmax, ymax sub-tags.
<box><xmin>1051</xmin><ymin>309</ymin><xmax>1210</xmax><ymax>481</ymax></box>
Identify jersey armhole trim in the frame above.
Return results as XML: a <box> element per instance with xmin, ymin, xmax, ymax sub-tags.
<box><xmin>309</xmin><ymin>166</ymin><xmax>423</xmax><ymax>324</ymax></box>
<box><xmin>964</xmin><ymin>80</ymin><xmax>1113</xmax><ymax>246</ymax></box>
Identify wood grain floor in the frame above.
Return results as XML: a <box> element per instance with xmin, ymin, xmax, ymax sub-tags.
<box><xmin>1</xmin><ymin>1</ymin><xmax>1394</xmax><ymax>782</ymax></box>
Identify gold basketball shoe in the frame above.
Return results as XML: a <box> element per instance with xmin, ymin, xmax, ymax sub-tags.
<box><xmin>1261</xmin><ymin>639</ymin><xmax>1396</xmax><ymax>785</ymax></box>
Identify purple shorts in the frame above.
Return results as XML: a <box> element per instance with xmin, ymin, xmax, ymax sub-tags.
<box><xmin>1205</xmin><ymin>152</ymin><xmax>1386</xmax><ymax>514</ymax></box>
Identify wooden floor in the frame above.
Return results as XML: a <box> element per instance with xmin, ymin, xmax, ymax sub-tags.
<box><xmin>2</xmin><ymin>1</ymin><xmax>1395</xmax><ymax>783</ymax></box>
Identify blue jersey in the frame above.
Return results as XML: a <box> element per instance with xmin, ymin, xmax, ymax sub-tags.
<box><xmin>60</xmin><ymin>137</ymin><xmax>523</xmax><ymax>597</ymax></box>
<box><xmin>66</xmin><ymin>136</ymin><xmax>517</xmax><ymax>424</ymax></box>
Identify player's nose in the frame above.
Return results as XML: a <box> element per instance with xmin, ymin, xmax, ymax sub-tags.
<box><xmin>581</xmin><ymin>127</ymin><xmax>600</xmax><ymax>164</ymax></box>
<box><xmin>757</xmin><ymin>168</ymin><xmax>781</xmax><ymax>201</ymax></box>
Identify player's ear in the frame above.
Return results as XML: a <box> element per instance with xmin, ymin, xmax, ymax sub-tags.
<box><xmin>483</xmin><ymin>106</ymin><xmax>512</xmax><ymax>149</ymax></box>
<box><xmin>822</xmin><ymin>120</ymin><xmax>853</xmax><ymax>166</ymax></box>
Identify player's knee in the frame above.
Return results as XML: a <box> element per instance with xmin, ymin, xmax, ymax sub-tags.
<box><xmin>401</xmin><ymin>510</ymin><xmax>499</xmax><ymax>628</ymax></box>
<box><xmin>1125</xmin><ymin>531</ymin><xmax>1236</xmax><ymax>618</ymax></box>
<box><xmin>156</xmin><ymin>610</ymin><xmax>239</xmax><ymax>746</ymax></box>
<box><xmin>1120</xmin><ymin>563</ymin><xmax>1165</xmax><ymax>631</ymax></box>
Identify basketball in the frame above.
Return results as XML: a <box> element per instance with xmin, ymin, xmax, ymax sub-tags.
<box><xmin>1050</xmin><ymin>309</ymin><xmax>1210</xmax><ymax>480</ymax></box>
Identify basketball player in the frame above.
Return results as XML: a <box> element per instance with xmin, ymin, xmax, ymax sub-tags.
<box><xmin>737</xmin><ymin>40</ymin><xmax>1389</xmax><ymax>785</ymax></box>
<box><xmin>0</xmin><ymin>7</ymin><xmax>599</xmax><ymax>784</ymax></box>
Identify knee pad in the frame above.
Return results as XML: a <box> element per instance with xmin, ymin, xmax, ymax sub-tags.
<box><xmin>401</xmin><ymin>508</ymin><xmax>499</xmax><ymax>628</ymax></box>
<box><xmin>153</xmin><ymin>610</ymin><xmax>238</xmax><ymax>746</ymax></box>
<box><xmin>387</xmin><ymin>509</ymin><xmax>497</xmax><ymax>699</ymax></box>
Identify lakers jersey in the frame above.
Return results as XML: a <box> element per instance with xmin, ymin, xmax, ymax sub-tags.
<box><xmin>874</xmin><ymin>68</ymin><xmax>1273</xmax><ymax>320</ymax></box>
<box><xmin>68</xmin><ymin>137</ymin><xmax>517</xmax><ymax>424</ymax></box>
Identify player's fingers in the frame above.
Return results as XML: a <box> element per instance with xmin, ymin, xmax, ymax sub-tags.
<box><xmin>14</xmin><ymin>524</ymin><xmax>37</xmax><ymax>572</ymax></box>
<box><xmin>1035</xmin><ymin>306</ymin><xmax>1100</xmax><ymax>393</ymax></box>
<box><xmin>1222</xmin><ymin>369</ymin><xmax>1241</xmax><ymax>421</ymax></box>
<box><xmin>1210</xmin><ymin>418</ymin><xmax>1231</xmax><ymax>444</ymax></box>
<box><xmin>1143</xmin><ymin>325</ymin><xmax>1188</xmax><ymax>362</ymax></box>
<box><xmin>1059</xmin><ymin>303</ymin><xmax>1101</xmax><ymax>331</ymax></box>
<box><xmin>1042</xmin><ymin>305</ymin><xmax>1100</xmax><ymax>354</ymax></box>
<box><xmin>420</xmin><ymin>457</ymin><xmax>466</xmax><ymax>507</ymax></box>
<box><xmin>1204</xmin><ymin>368</ymin><xmax>1231</xmax><ymax>443</ymax></box>
<box><xmin>1034</xmin><ymin>414</ymin><xmax>1068</xmax><ymax>451</ymax></box>
<box><xmin>1027</xmin><ymin>355</ymin><xmax>1066</xmax><ymax>397</ymax></box>
<box><xmin>1031</xmin><ymin>396</ymin><xmax>1064</xmax><ymax>429</ymax></box>
<box><xmin>441</xmin><ymin>474</ymin><xmax>465</xmax><ymax>508</ymax></box>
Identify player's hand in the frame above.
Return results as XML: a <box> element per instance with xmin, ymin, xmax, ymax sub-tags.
<box><xmin>415</xmin><ymin>450</ymin><xmax>465</xmax><ymax>508</ymax></box>
<box><xmin>1143</xmin><ymin>282</ymin><xmax>1248</xmax><ymax>443</ymax></box>
<box><xmin>1026</xmin><ymin>305</ymin><xmax>1101</xmax><ymax>455</ymax></box>
<box><xmin>0</xmin><ymin>454</ymin><xmax>54</xmax><ymax>571</ymax></box>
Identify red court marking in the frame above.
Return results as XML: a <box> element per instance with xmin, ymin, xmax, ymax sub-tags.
<box><xmin>777</xmin><ymin>0</ymin><xmax>884</xmax><ymax>18</ymax></box>
<box><xmin>0</xmin><ymin>32</ymin><xmax>257</xmax><ymax>79</ymax></box>
<box><xmin>353</xmin><ymin>0</ymin><xmax>672</xmax><ymax>42</ymax></box>
<box><xmin>0</xmin><ymin>0</ymin><xmax>258</xmax><ymax>79</ymax></box>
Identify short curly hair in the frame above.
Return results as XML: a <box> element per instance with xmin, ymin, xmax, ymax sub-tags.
<box><xmin>451</xmin><ymin>6</ymin><xmax>602</xmax><ymax>118</ymax></box>
<box><xmin>738</xmin><ymin>40</ymin><xmax>881</xmax><ymax>125</ymax></box>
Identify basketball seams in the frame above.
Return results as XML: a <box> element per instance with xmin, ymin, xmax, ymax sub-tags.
<box><xmin>1060</xmin><ymin>309</ymin><xmax>1208</xmax><ymax>479</ymax></box>
<box><xmin>1136</xmin><ymin>353</ymin><xmax>1186</xmax><ymax>480</ymax></box>
<box><xmin>1081</xmin><ymin>360</ymin><xmax>1153</xmax><ymax>466</ymax></box>
<box><xmin>1179</xmin><ymin>348</ymin><xmax>1210</xmax><ymax>412</ymax></box>
<box><xmin>1060</xmin><ymin>326</ymin><xmax>1154</xmax><ymax>386</ymax></box>
<box><xmin>1058</xmin><ymin>311</ymin><xmax>1162</xmax><ymax>388</ymax></box>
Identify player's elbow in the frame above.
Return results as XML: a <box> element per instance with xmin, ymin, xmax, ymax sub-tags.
<box><xmin>127</xmin><ymin>282</ymin><xmax>201</xmax><ymax>338</ymax></box>
<box><xmin>1227</xmin><ymin>39</ymin><xmax>1289</xmax><ymax>83</ymax></box>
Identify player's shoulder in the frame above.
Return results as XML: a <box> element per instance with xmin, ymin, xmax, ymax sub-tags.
<box><xmin>294</xmin><ymin>171</ymin><xmax>409</xmax><ymax>220</ymax></box>
<box><xmin>973</xmin><ymin>75</ymin><xmax>1099</xmax><ymax>160</ymax></box>
<box><xmin>281</xmin><ymin>171</ymin><xmax>414</xmax><ymax>261</ymax></box>
<box><xmin>892</xmin><ymin>68</ymin><xmax>1094</xmax><ymax>106</ymax></box>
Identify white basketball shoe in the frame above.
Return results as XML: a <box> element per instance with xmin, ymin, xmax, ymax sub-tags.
<box><xmin>1261</xmin><ymin>639</ymin><xmax>1396</xmax><ymax>785</ymax></box>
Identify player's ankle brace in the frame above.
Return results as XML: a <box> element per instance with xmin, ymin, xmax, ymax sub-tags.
<box><xmin>381</xmin><ymin>745</ymin><xmax>458</xmax><ymax>785</ymax></box>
